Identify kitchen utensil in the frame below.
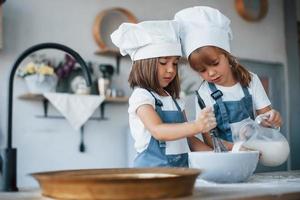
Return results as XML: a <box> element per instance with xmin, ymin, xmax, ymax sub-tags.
<box><xmin>98</xmin><ymin>77</ymin><xmax>110</xmax><ymax>96</ymax></box>
<box><xmin>99</xmin><ymin>64</ymin><xmax>114</xmax><ymax>78</ymax></box>
<box><xmin>233</xmin><ymin>118</ymin><xmax>290</xmax><ymax>167</ymax></box>
<box><xmin>189</xmin><ymin>151</ymin><xmax>259</xmax><ymax>183</ymax></box>
<box><xmin>79</xmin><ymin>126</ymin><xmax>85</xmax><ymax>152</ymax></box>
<box><xmin>98</xmin><ymin>64</ymin><xmax>114</xmax><ymax>96</ymax></box>
<box><xmin>195</xmin><ymin>91</ymin><xmax>228</xmax><ymax>152</ymax></box>
<box><xmin>31</xmin><ymin>168</ymin><xmax>200</xmax><ymax>200</ymax></box>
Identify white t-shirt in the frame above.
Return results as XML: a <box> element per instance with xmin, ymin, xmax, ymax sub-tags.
<box><xmin>195</xmin><ymin>72</ymin><xmax>271</xmax><ymax>137</ymax></box>
<box><xmin>128</xmin><ymin>87</ymin><xmax>190</xmax><ymax>155</ymax></box>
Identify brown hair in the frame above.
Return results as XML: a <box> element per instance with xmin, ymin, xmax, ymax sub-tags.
<box><xmin>128</xmin><ymin>57</ymin><xmax>181</xmax><ymax>98</ymax></box>
<box><xmin>189</xmin><ymin>46</ymin><xmax>252</xmax><ymax>87</ymax></box>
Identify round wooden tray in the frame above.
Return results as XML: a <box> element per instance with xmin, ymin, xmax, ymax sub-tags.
<box><xmin>235</xmin><ymin>0</ymin><xmax>268</xmax><ymax>22</ymax></box>
<box><xmin>32</xmin><ymin>168</ymin><xmax>200</xmax><ymax>200</ymax></box>
<box><xmin>93</xmin><ymin>7</ymin><xmax>138</xmax><ymax>51</ymax></box>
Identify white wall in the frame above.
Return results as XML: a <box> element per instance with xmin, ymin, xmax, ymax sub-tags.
<box><xmin>0</xmin><ymin>0</ymin><xmax>286</xmax><ymax>187</ymax></box>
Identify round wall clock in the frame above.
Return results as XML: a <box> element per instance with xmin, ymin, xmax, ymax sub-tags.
<box><xmin>235</xmin><ymin>0</ymin><xmax>268</xmax><ymax>22</ymax></box>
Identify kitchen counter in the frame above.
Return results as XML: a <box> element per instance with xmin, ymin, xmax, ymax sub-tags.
<box><xmin>0</xmin><ymin>170</ymin><xmax>300</xmax><ymax>200</ymax></box>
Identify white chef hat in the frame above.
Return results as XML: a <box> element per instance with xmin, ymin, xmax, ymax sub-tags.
<box><xmin>111</xmin><ymin>20</ymin><xmax>182</xmax><ymax>61</ymax></box>
<box><xmin>174</xmin><ymin>6</ymin><xmax>233</xmax><ymax>57</ymax></box>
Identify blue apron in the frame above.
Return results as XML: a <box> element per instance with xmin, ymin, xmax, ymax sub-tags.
<box><xmin>134</xmin><ymin>90</ymin><xmax>189</xmax><ymax>167</ymax></box>
<box><xmin>207</xmin><ymin>82</ymin><xmax>254</xmax><ymax>142</ymax></box>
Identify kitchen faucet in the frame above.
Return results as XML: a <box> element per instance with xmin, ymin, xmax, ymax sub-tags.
<box><xmin>0</xmin><ymin>43</ymin><xmax>92</xmax><ymax>191</ymax></box>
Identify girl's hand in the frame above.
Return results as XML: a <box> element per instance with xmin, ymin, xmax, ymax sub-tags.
<box><xmin>195</xmin><ymin>107</ymin><xmax>217</xmax><ymax>133</ymax></box>
<box><xmin>257</xmin><ymin>109</ymin><xmax>282</xmax><ymax>128</ymax></box>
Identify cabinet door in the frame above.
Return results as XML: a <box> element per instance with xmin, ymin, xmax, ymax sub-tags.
<box><xmin>240</xmin><ymin>59</ymin><xmax>287</xmax><ymax>172</ymax></box>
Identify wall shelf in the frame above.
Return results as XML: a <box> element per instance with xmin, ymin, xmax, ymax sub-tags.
<box><xmin>95</xmin><ymin>49</ymin><xmax>129</xmax><ymax>74</ymax></box>
<box><xmin>92</xmin><ymin>7</ymin><xmax>137</xmax><ymax>75</ymax></box>
<box><xmin>18</xmin><ymin>93</ymin><xmax>128</xmax><ymax>120</ymax></box>
<box><xmin>18</xmin><ymin>93</ymin><xmax>128</xmax><ymax>153</ymax></box>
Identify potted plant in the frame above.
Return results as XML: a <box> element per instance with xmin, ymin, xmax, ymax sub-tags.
<box><xmin>18</xmin><ymin>55</ymin><xmax>58</xmax><ymax>94</ymax></box>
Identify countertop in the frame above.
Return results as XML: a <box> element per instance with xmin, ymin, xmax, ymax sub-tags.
<box><xmin>0</xmin><ymin>170</ymin><xmax>300</xmax><ymax>200</ymax></box>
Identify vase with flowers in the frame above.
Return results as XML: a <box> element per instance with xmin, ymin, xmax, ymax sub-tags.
<box><xmin>18</xmin><ymin>55</ymin><xmax>59</xmax><ymax>94</ymax></box>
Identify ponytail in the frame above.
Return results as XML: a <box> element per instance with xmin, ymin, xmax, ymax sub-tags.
<box><xmin>228</xmin><ymin>56</ymin><xmax>251</xmax><ymax>87</ymax></box>
<box><xmin>219</xmin><ymin>48</ymin><xmax>251</xmax><ymax>87</ymax></box>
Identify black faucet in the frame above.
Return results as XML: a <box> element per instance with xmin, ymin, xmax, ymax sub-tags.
<box><xmin>0</xmin><ymin>43</ymin><xmax>92</xmax><ymax>191</ymax></box>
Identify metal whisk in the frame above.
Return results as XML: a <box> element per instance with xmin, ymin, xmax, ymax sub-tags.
<box><xmin>195</xmin><ymin>91</ymin><xmax>228</xmax><ymax>152</ymax></box>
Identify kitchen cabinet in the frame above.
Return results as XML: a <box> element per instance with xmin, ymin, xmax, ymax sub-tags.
<box><xmin>1</xmin><ymin>170</ymin><xmax>300</xmax><ymax>200</ymax></box>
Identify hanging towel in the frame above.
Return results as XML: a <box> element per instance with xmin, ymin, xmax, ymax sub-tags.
<box><xmin>43</xmin><ymin>93</ymin><xmax>105</xmax><ymax>130</ymax></box>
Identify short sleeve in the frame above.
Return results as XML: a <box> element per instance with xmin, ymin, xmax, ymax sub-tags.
<box><xmin>251</xmin><ymin>73</ymin><xmax>271</xmax><ymax>110</ymax></box>
<box><xmin>128</xmin><ymin>88</ymin><xmax>155</xmax><ymax>114</ymax></box>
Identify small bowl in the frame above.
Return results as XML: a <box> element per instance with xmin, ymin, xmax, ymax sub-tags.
<box><xmin>189</xmin><ymin>151</ymin><xmax>259</xmax><ymax>183</ymax></box>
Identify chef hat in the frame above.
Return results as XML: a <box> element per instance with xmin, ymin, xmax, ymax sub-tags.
<box><xmin>174</xmin><ymin>6</ymin><xmax>233</xmax><ymax>57</ymax></box>
<box><xmin>111</xmin><ymin>20</ymin><xmax>182</xmax><ymax>61</ymax></box>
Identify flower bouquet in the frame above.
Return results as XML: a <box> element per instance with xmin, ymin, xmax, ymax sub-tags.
<box><xmin>18</xmin><ymin>54</ymin><xmax>76</xmax><ymax>94</ymax></box>
<box><xmin>18</xmin><ymin>55</ymin><xmax>57</xmax><ymax>94</ymax></box>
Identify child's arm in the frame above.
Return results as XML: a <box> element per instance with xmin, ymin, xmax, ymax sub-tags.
<box><xmin>136</xmin><ymin>104</ymin><xmax>216</xmax><ymax>141</ymax></box>
<box><xmin>220</xmin><ymin>140</ymin><xmax>233</xmax><ymax>151</ymax></box>
<box><xmin>181</xmin><ymin>111</ymin><xmax>212</xmax><ymax>151</ymax></box>
<box><xmin>202</xmin><ymin>132</ymin><xmax>213</xmax><ymax>148</ymax></box>
<box><xmin>201</xmin><ymin>133</ymin><xmax>233</xmax><ymax>151</ymax></box>
<box><xmin>187</xmin><ymin>136</ymin><xmax>212</xmax><ymax>151</ymax></box>
<box><xmin>252</xmin><ymin>73</ymin><xmax>282</xmax><ymax>128</ymax></box>
<box><xmin>256</xmin><ymin>106</ymin><xmax>282</xmax><ymax>128</ymax></box>
<box><xmin>194</xmin><ymin>130</ymin><xmax>235</xmax><ymax>151</ymax></box>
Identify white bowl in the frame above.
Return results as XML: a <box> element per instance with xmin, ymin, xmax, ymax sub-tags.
<box><xmin>189</xmin><ymin>151</ymin><xmax>259</xmax><ymax>183</ymax></box>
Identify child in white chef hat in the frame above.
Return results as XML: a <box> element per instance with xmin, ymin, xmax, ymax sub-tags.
<box><xmin>174</xmin><ymin>6</ymin><xmax>282</xmax><ymax>150</ymax></box>
<box><xmin>111</xmin><ymin>20</ymin><xmax>216</xmax><ymax>167</ymax></box>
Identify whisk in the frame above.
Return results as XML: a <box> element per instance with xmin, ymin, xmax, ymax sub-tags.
<box><xmin>195</xmin><ymin>91</ymin><xmax>228</xmax><ymax>152</ymax></box>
